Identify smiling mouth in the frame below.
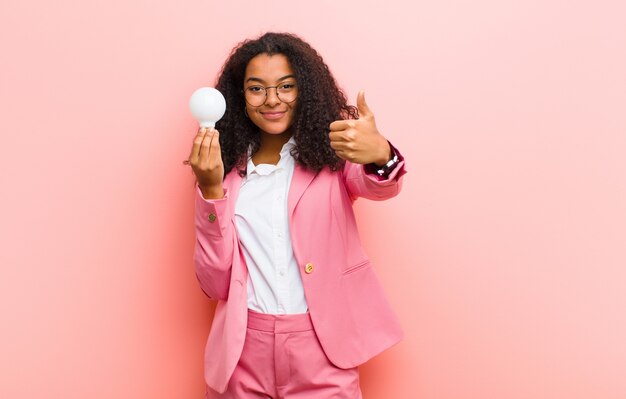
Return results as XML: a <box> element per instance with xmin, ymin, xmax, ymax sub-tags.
<box><xmin>260</xmin><ymin>111</ymin><xmax>286</xmax><ymax>120</ymax></box>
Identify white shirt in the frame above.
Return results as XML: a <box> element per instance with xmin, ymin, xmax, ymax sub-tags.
<box><xmin>234</xmin><ymin>137</ymin><xmax>308</xmax><ymax>314</ymax></box>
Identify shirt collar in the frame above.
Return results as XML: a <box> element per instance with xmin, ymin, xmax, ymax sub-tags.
<box><xmin>246</xmin><ymin>136</ymin><xmax>296</xmax><ymax>177</ymax></box>
<box><xmin>281</xmin><ymin>136</ymin><xmax>296</xmax><ymax>155</ymax></box>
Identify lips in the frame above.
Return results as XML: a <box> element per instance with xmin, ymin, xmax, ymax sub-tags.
<box><xmin>260</xmin><ymin>111</ymin><xmax>286</xmax><ymax>120</ymax></box>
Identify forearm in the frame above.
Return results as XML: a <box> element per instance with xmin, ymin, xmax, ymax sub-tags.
<box><xmin>199</xmin><ymin>183</ymin><xmax>225</xmax><ymax>200</ymax></box>
<box><xmin>193</xmin><ymin>184</ymin><xmax>235</xmax><ymax>300</ymax></box>
<box><xmin>343</xmin><ymin>142</ymin><xmax>407</xmax><ymax>201</ymax></box>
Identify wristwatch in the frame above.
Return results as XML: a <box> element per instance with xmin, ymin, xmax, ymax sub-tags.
<box><xmin>375</xmin><ymin>151</ymin><xmax>400</xmax><ymax>178</ymax></box>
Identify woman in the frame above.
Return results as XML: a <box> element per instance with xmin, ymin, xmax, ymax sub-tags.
<box><xmin>188</xmin><ymin>32</ymin><xmax>406</xmax><ymax>398</ymax></box>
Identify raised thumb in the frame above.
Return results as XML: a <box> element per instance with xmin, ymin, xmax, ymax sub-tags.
<box><xmin>357</xmin><ymin>90</ymin><xmax>373</xmax><ymax>118</ymax></box>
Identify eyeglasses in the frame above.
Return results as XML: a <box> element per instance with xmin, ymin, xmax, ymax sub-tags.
<box><xmin>243</xmin><ymin>82</ymin><xmax>298</xmax><ymax>107</ymax></box>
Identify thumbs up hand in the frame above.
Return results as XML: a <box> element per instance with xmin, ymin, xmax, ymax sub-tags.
<box><xmin>329</xmin><ymin>90</ymin><xmax>392</xmax><ymax>166</ymax></box>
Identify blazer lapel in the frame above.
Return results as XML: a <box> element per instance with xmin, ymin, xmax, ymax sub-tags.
<box><xmin>288</xmin><ymin>164</ymin><xmax>318</xmax><ymax>217</ymax></box>
<box><xmin>223</xmin><ymin>164</ymin><xmax>316</xmax><ymax>220</ymax></box>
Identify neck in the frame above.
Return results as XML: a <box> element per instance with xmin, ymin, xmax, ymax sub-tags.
<box><xmin>259</xmin><ymin>130</ymin><xmax>292</xmax><ymax>153</ymax></box>
<box><xmin>252</xmin><ymin>130</ymin><xmax>293</xmax><ymax>165</ymax></box>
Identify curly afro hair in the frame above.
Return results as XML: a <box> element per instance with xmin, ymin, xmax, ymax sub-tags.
<box><xmin>214</xmin><ymin>32</ymin><xmax>358</xmax><ymax>176</ymax></box>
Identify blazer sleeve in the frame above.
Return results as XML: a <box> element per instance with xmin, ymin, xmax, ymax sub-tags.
<box><xmin>342</xmin><ymin>142</ymin><xmax>407</xmax><ymax>201</ymax></box>
<box><xmin>193</xmin><ymin>184</ymin><xmax>236</xmax><ymax>300</ymax></box>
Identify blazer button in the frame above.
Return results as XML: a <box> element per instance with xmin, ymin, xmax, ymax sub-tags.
<box><xmin>208</xmin><ymin>213</ymin><xmax>217</xmax><ymax>223</ymax></box>
<box><xmin>304</xmin><ymin>263</ymin><xmax>314</xmax><ymax>274</ymax></box>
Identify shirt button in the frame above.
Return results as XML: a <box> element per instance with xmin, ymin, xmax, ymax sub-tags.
<box><xmin>305</xmin><ymin>263</ymin><xmax>314</xmax><ymax>274</ymax></box>
<box><xmin>279</xmin><ymin>270</ymin><xmax>285</xmax><ymax>276</ymax></box>
<box><xmin>208</xmin><ymin>213</ymin><xmax>217</xmax><ymax>223</ymax></box>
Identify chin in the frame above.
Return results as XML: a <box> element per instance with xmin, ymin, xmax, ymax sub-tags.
<box><xmin>253</xmin><ymin>119</ymin><xmax>293</xmax><ymax>135</ymax></box>
<box><xmin>262</xmin><ymin>126</ymin><xmax>291</xmax><ymax>135</ymax></box>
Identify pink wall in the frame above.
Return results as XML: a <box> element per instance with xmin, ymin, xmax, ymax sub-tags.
<box><xmin>1</xmin><ymin>0</ymin><xmax>625</xmax><ymax>397</ymax></box>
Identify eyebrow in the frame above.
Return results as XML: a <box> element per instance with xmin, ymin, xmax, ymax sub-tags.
<box><xmin>245</xmin><ymin>74</ymin><xmax>296</xmax><ymax>84</ymax></box>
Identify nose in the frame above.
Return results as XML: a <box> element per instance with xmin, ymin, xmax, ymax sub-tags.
<box><xmin>264</xmin><ymin>87</ymin><xmax>281</xmax><ymax>106</ymax></box>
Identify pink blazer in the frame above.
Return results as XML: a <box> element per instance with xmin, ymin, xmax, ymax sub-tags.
<box><xmin>194</xmin><ymin>150</ymin><xmax>406</xmax><ymax>393</ymax></box>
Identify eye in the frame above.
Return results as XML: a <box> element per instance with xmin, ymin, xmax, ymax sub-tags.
<box><xmin>279</xmin><ymin>83</ymin><xmax>296</xmax><ymax>91</ymax></box>
<box><xmin>247</xmin><ymin>85</ymin><xmax>264</xmax><ymax>93</ymax></box>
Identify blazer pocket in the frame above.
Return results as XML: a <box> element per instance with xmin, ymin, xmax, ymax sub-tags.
<box><xmin>342</xmin><ymin>259</ymin><xmax>370</xmax><ymax>276</ymax></box>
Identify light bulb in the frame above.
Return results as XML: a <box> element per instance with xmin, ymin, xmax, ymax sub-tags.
<box><xmin>189</xmin><ymin>87</ymin><xmax>226</xmax><ymax>128</ymax></box>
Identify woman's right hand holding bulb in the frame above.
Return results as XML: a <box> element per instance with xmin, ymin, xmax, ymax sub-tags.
<box><xmin>188</xmin><ymin>127</ymin><xmax>225</xmax><ymax>199</ymax></box>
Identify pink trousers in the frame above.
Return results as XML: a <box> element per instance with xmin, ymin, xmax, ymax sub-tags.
<box><xmin>206</xmin><ymin>310</ymin><xmax>362</xmax><ymax>399</ymax></box>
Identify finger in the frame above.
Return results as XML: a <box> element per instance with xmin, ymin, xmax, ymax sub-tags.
<box><xmin>329</xmin><ymin>120</ymin><xmax>354</xmax><ymax>131</ymax></box>
<box><xmin>329</xmin><ymin>130</ymin><xmax>349</xmax><ymax>143</ymax></box>
<box><xmin>356</xmin><ymin>90</ymin><xmax>374</xmax><ymax>119</ymax></box>
<box><xmin>189</xmin><ymin>127</ymin><xmax>209</xmax><ymax>164</ymax></box>
<box><xmin>209</xmin><ymin>129</ymin><xmax>222</xmax><ymax>165</ymax></box>
<box><xmin>198</xmin><ymin>129</ymin><xmax>216</xmax><ymax>165</ymax></box>
<box><xmin>334</xmin><ymin>149</ymin><xmax>348</xmax><ymax>161</ymax></box>
<box><xmin>329</xmin><ymin>140</ymin><xmax>350</xmax><ymax>152</ymax></box>
<box><xmin>331</xmin><ymin>128</ymin><xmax>359</xmax><ymax>143</ymax></box>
